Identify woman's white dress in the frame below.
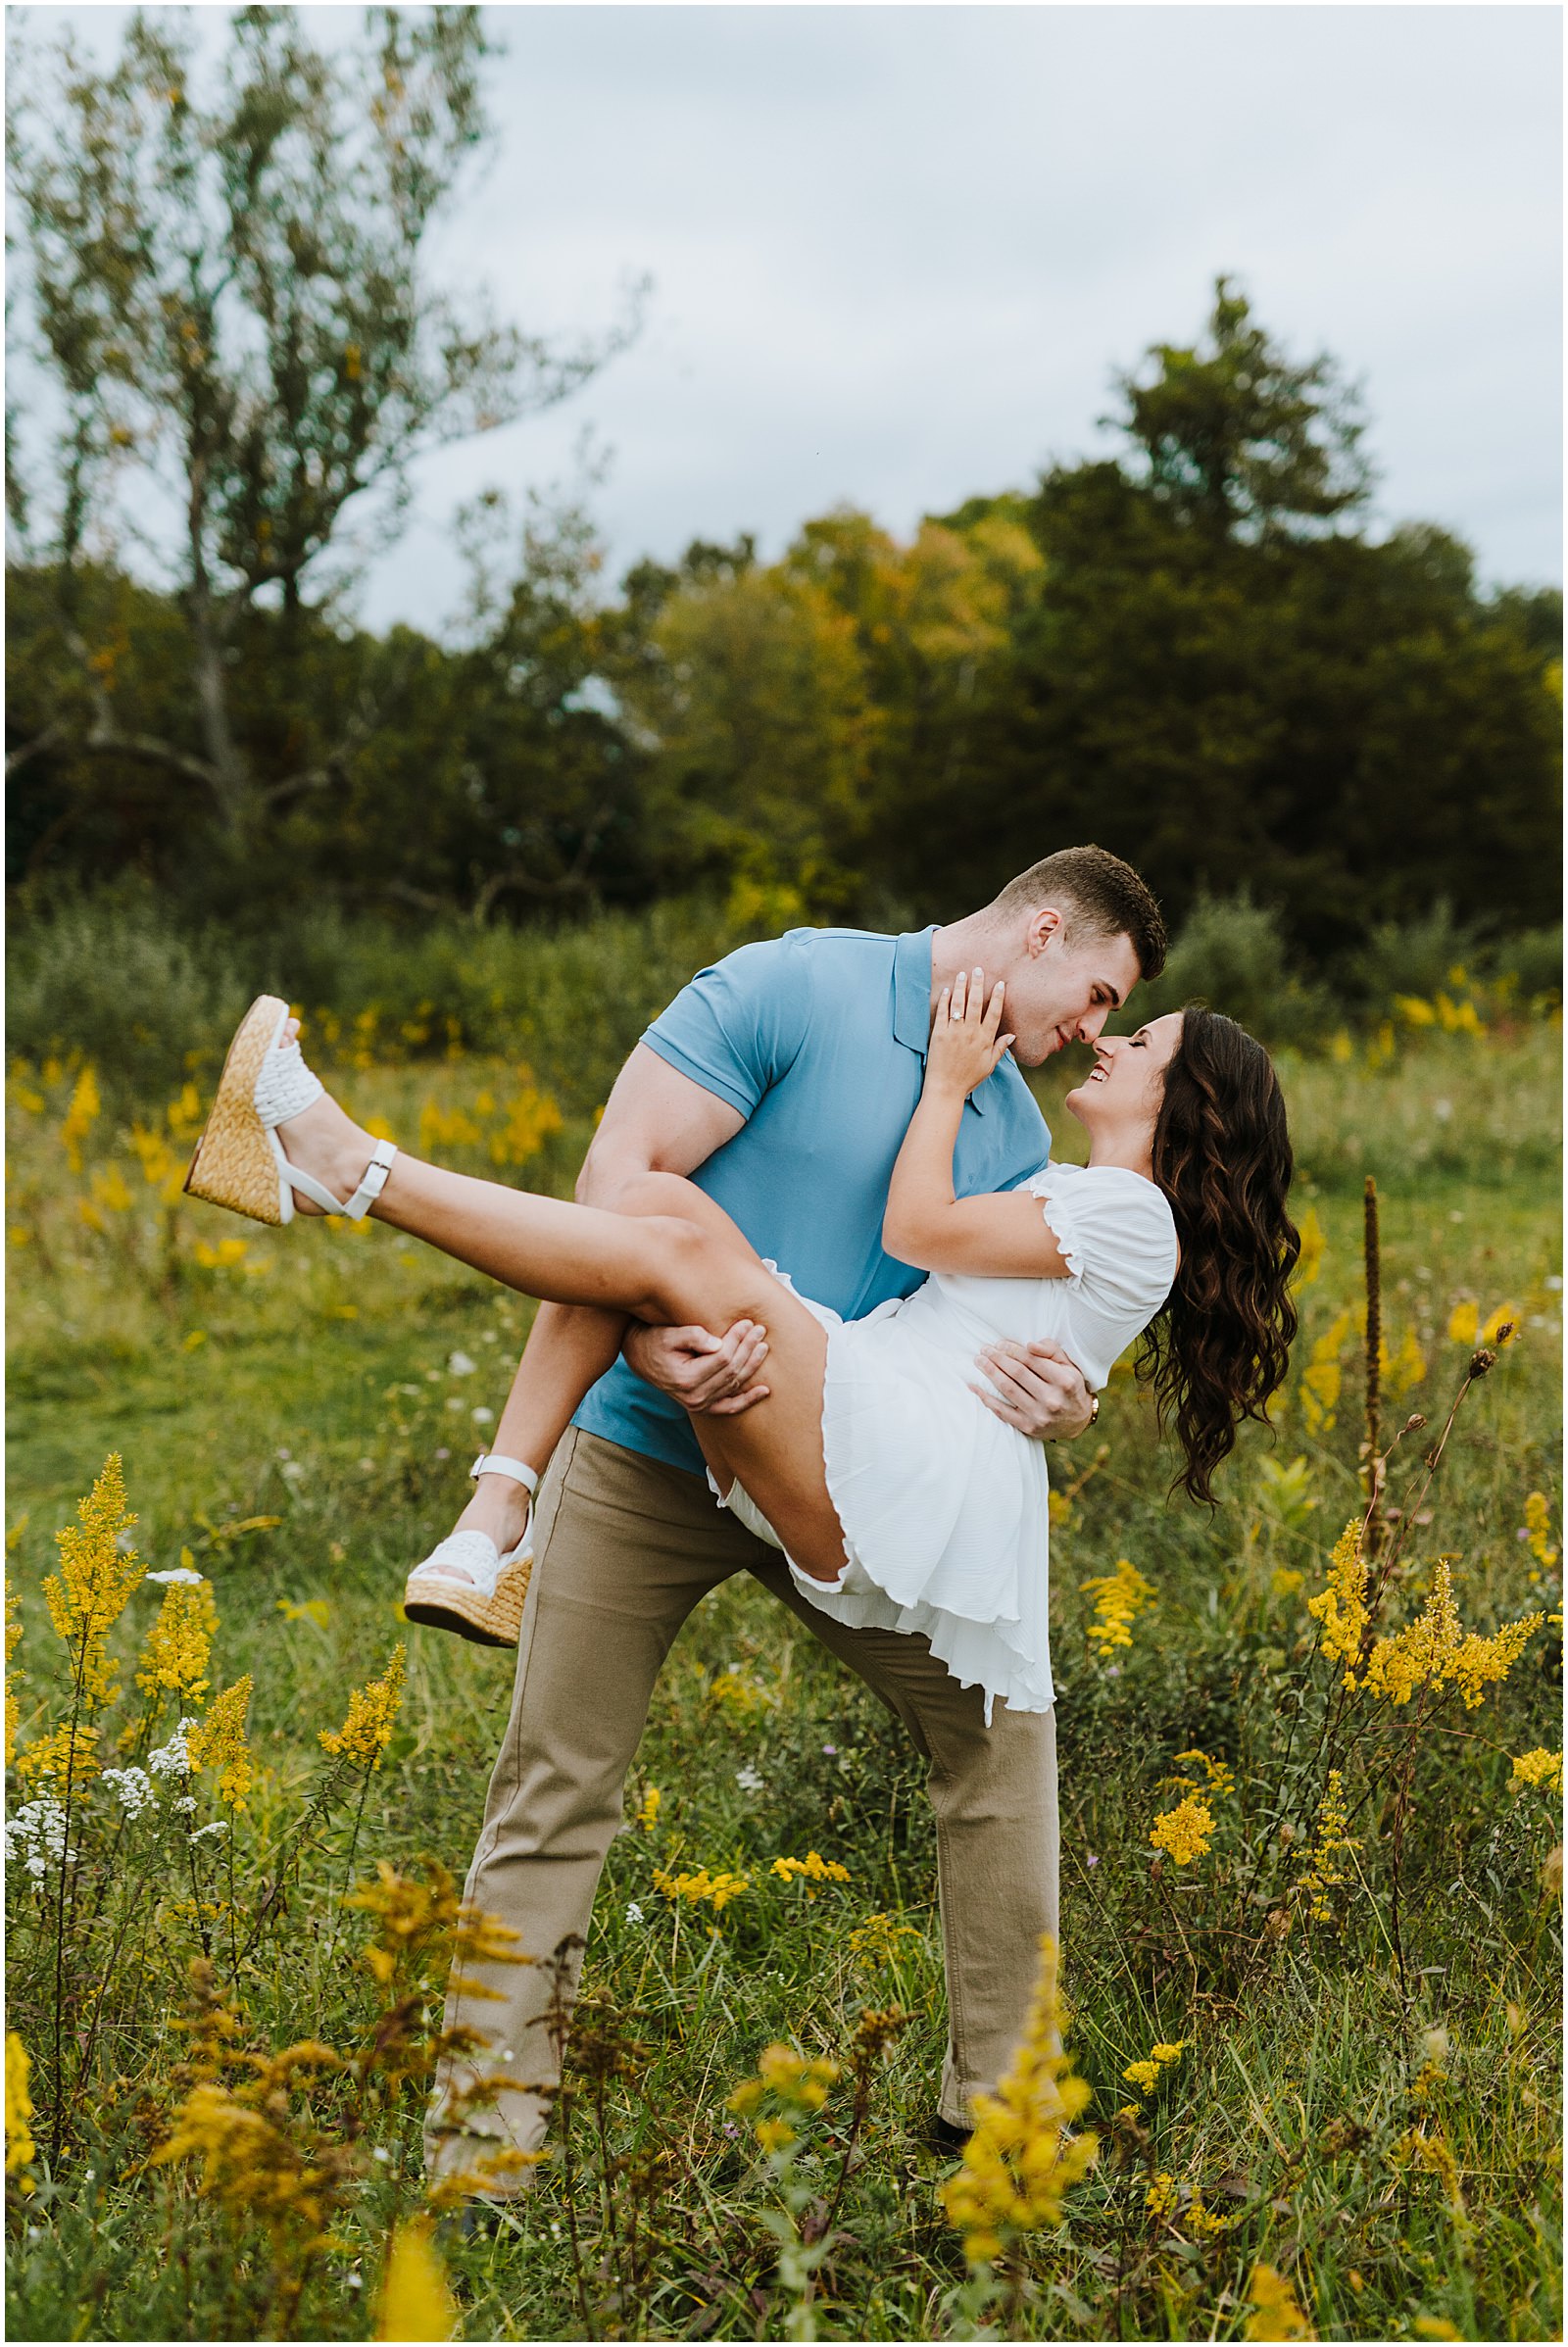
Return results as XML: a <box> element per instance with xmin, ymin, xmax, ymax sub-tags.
<box><xmin>716</xmin><ymin>1161</ymin><xmax>1178</xmax><ymax>1724</ymax></box>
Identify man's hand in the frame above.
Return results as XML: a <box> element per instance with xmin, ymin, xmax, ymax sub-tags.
<box><xmin>622</xmin><ymin>1319</ymin><xmax>771</xmax><ymax>1417</ymax></box>
<box><xmin>970</xmin><ymin>1338</ymin><xmax>1094</xmax><ymax>1441</ymax></box>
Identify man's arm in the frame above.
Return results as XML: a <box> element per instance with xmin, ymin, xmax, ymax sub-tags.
<box><xmin>576</xmin><ymin>1044</ymin><xmax>771</xmax><ymax>1415</ymax></box>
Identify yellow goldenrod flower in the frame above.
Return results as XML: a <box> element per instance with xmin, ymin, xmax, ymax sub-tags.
<box><xmin>275</xmin><ymin>1597</ymin><xmax>330</xmax><ymax>1630</ymax></box>
<box><xmin>1145</xmin><ymin>2169</ymin><xmax>1178</xmax><ymax>2216</ymax></box>
<box><xmin>6</xmin><ymin>2034</ymin><xmax>36</xmax><ymax>2194</ymax></box>
<box><xmin>348</xmin><ymin>1857</ymin><xmax>524</xmax><ymax>2000</ymax></box>
<box><xmin>1510</xmin><ymin>1748</ymin><xmax>1563</xmax><ymax>1796</ymax></box>
<box><xmin>1169</xmin><ymin>1749</ymin><xmax>1234</xmax><ymax>1802</ymax></box>
<box><xmin>188</xmin><ymin>1676</ymin><xmax>255</xmax><ymax>1808</ymax></box>
<box><xmin>1290</xmin><ymin>1205</ymin><xmax>1325</xmax><ymax>1290</ymax></box>
<box><xmin>635</xmin><ymin>1785</ymin><xmax>662</xmax><ymax>1832</ymax></box>
<box><xmin>318</xmin><ymin>1645</ymin><xmax>406</xmax><ymax>1771</ymax></box>
<box><xmin>1305</xmin><ymin>1518</ymin><xmax>1369</xmax><ymax>1687</ymax></box>
<box><xmin>1522</xmin><ymin>1491</ymin><xmax>1559</xmax><ymax>1569</ymax></box>
<box><xmin>652</xmin><ymin>1865</ymin><xmax>751</xmax><ymax>1914</ymax></box>
<box><xmin>708</xmin><ymin>1668</ymin><xmax>777</xmax><ymax>1715</ymax></box>
<box><xmin>375</xmin><ymin>2216</ymin><xmax>458</xmax><ymax>2342</ymax></box>
<box><xmin>1150</xmin><ymin>1795</ymin><xmax>1214</xmax><ymax>1866</ymax></box>
<box><xmin>1122</xmin><ymin>2060</ymin><xmax>1160</xmax><ymax>2094</ymax></box>
<box><xmin>1299</xmin><ymin>1309</ymin><xmax>1352</xmax><ymax>1434</ymax></box>
<box><xmin>754</xmin><ymin>2117</ymin><xmax>797</xmax><ymax>2154</ymax></box>
<box><xmin>5</xmin><ymin>1582</ymin><xmax>22</xmax><ymax>1769</ymax></box>
<box><xmin>848</xmin><ymin>1910</ymin><xmax>922</xmax><ymax>1967</ymax></box>
<box><xmin>1359</xmin><ymin>1560</ymin><xmax>1542</xmax><ymax>1711</ymax></box>
<box><xmin>770</xmin><ymin>1849</ymin><xmax>852</xmax><ymax>1898</ymax></box>
<box><xmin>1393</xmin><ymin>994</ymin><xmax>1437</xmax><ymax>1028</ymax></box>
<box><xmin>14</xmin><ymin>1715</ymin><xmax>100</xmax><ymax>1790</ymax></box>
<box><xmin>939</xmin><ymin>1931</ymin><xmax>1097</xmax><ymax>2265</ymax></box>
<box><xmin>60</xmin><ymin>1065</ymin><xmax>100</xmax><ymax>1172</ymax></box>
<box><xmin>1079</xmin><ymin>1557</ymin><xmax>1157</xmax><ymax>1656</ymax></box>
<box><xmin>1297</xmin><ymin>1770</ymin><xmax>1363</xmax><ymax>1924</ymax></box>
<box><xmin>1446</xmin><ymin>1300</ymin><xmax>1479</xmax><ymax>1346</ymax></box>
<box><xmin>1390</xmin><ymin>1326</ymin><xmax>1428</xmax><ymax>1395</ymax></box>
<box><xmin>418</xmin><ymin>1100</ymin><xmax>485</xmax><ymax>1153</ymax></box>
<box><xmin>488</xmin><ymin>1087</ymin><xmax>565</xmax><ymax>1168</ymax></box>
<box><xmin>1188</xmin><ymin>2189</ymin><xmax>1235</xmax><ymax>2236</ymax></box>
<box><xmin>43</xmin><ymin>1454</ymin><xmax>141</xmax><ymax>1712</ymax></box>
<box><xmin>193</xmin><ymin>1236</ymin><xmax>250</xmax><ymax>1271</ymax></box>
<box><xmin>137</xmin><ymin>1565</ymin><xmax>218</xmax><ymax>1701</ymax></box>
<box><xmin>1150</xmin><ymin>2040</ymin><xmax>1186</xmax><ymax>2065</ymax></box>
<box><xmin>1243</xmin><ymin>2259</ymin><xmax>1317</xmax><ymax>2339</ymax></box>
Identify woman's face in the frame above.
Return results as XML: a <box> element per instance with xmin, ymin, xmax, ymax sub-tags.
<box><xmin>1064</xmin><ymin>1011</ymin><xmax>1186</xmax><ymax>1139</ymax></box>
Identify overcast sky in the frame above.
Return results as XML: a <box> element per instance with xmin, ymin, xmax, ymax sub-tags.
<box><xmin>19</xmin><ymin>4</ymin><xmax>1565</xmax><ymax>636</ymax></box>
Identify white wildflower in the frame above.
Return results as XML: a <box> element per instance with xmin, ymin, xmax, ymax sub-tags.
<box><xmin>149</xmin><ymin>1719</ymin><xmax>198</xmax><ymax>1777</ymax></box>
<box><xmin>279</xmin><ymin>1460</ymin><xmax>306</xmax><ymax>1483</ymax></box>
<box><xmin>471</xmin><ymin>1405</ymin><xmax>495</xmax><ymax>1424</ymax></box>
<box><xmin>5</xmin><ymin>1797</ymin><xmax>74</xmax><ymax>1867</ymax></box>
<box><xmin>735</xmin><ymin>1765</ymin><xmax>764</xmax><ymax>1793</ymax></box>
<box><xmin>448</xmin><ymin>1351</ymin><xmax>476</xmax><ymax>1376</ymax></box>
<box><xmin>144</xmin><ymin>1567</ymin><xmax>206</xmax><ymax>1588</ymax></box>
<box><xmin>101</xmin><ymin>1767</ymin><xmax>158</xmax><ymax>1819</ymax></box>
<box><xmin>625</xmin><ymin>1901</ymin><xmax>645</xmax><ymax>1925</ymax></box>
<box><xmin>189</xmin><ymin>1820</ymin><xmax>227</xmax><ymax>1843</ymax></box>
<box><xmin>173</xmin><ymin>1796</ymin><xmax>197</xmax><ymax>1814</ymax></box>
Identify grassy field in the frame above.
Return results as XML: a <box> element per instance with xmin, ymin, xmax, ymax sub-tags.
<box><xmin>4</xmin><ymin>995</ymin><xmax>1562</xmax><ymax>2342</ymax></box>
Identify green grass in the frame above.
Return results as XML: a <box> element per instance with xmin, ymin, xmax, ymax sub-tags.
<box><xmin>4</xmin><ymin>1019</ymin><xmax>1562</xmax><ymax>2342</ymax></box>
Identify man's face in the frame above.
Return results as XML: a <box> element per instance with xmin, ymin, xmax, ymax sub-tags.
<box><xmin>1002</xmin><ymin>912</ymin><xmax>1143</xmax><ymax>1067</ymax></box>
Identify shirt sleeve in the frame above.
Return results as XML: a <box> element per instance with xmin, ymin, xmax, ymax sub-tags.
<box><xmin>641</xmin><ymin>934</ymin><xmax>813</xmax><ymax>1119</ymax></box>
<box><xmin>1026</xmin><ymin>1166</ymin><xmax>1178</xmax><ymax>1321</ymax></box>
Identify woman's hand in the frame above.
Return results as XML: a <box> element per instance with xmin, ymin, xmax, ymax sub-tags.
<box><xmin>925</xmin><ymin>967</ymin><xmax>1014</xmax><ymax>1099</ymax></box>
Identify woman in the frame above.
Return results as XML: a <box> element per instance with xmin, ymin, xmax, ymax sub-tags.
<box><xmin>183</xmin><ymin>972</ymin><xmax>1298</xmax><ymax>1724</ymax></box>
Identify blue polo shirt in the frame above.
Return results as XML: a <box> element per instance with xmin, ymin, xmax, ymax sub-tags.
<box><xmin>571</xmin><ymin>925</ymin><xmax>1053</xmax><ymax>1473</ymax></box>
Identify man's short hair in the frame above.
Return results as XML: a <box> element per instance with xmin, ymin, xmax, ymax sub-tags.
<box><xmin>991</xmin><ymin>847</ymin><xmax>1167</xmax><ymax>982</ymax></box>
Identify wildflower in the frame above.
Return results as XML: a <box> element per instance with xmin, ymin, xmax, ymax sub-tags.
<box><xmin>145</xmin><ymin>1566</ymin><xmax>206</xmax><ymax>1587</ymax></box>
<box><xmin>1297</xmin><ymin>1771</ymin><xmax>1362</xmax><ymax>1924</ymax></box>
<box><xmin>1446</xmin><ymin>1299</ymin><xmax>1479</xmax><ymax>1345</ymax></box>
<box><xmin>43</xmin><ymin>1453</ymin><xmax>141</xmax><ymax>1712</ymax></box>
<box><xmin>735</xmin><ymin>1764</ymin><xmax>764</xmax><ymax>1792</ymax></box>
<box><xmin>6</xmin><ymin>2035</ymin><xmax>36</xmax><ymax>2195</ymax></box>
<box><xmin>1122</xmin><ymin>2060</ymin><xmax>1160</xmax><ymax>2094</ymax></box>
<box><xmin>276</xmin><ymin>1597</ymin><xmax>330</xmax><ymax>1629</ymax></box>
<box><xmin>374</xmin><ymin>2216</ymin><xmax>458</xmax><ymax>2343</ymax></box>
<box><xmin>939</xmin><ymin>1931</ymin><xmax>1097</xmax><ymax>2265</ymax></box>
<box><xmin>149</xmin><ymin>1717</ymin><xmax>199</xmax><ymax>1777</ymax></box>
<box><xmin>318</xmin><ymin>1645</ymin><xmax>405</xmax><ymax>1771</ymax></box>
<box><xmin>1150</xmin><ymin>2039</ymin><xmax>1186</xmax><ymax>2065</ymax></box>
<box><xmin>770</xmin><ymin>1849</ymin><xmax>852</xmax><ymax>1898</ymax></box>
<box><xmin>1390</xmin><ymin>1326</ymin><xmax>1428</xmax><ymax>1395</ymax></box>
<box><xmin>488</xmin><ymin>1086</ymin><xmax>564</xmax><ymax>1168</ymax></box>
<box><xmin>1150</xmin><ymin>1795</ymin><xmax>1213</xmax><ymax>1866</ymax></box>
<box><xmin>1243</xmin><ymin>2260</ymin><xmax>1316</xmax><ymax>2339</ymax></box>
<box><xmin>1079</xmin><ymin>1557</ymin><xmax>1157</xmax><ymax>1656</ymax></box>
<box><xmin>652</xmin><ymin>1865</ymin><xmax>750</xmax><ymax>1914</ymax></box>
<box><xmin>1305</xmin><ymin>1518</ymin><xmax>1369</xmax><ymax>1687</ymax></box>
<box><xmin>709</xmin><ymin>1669</ymin><xmax>775</xmax><ymax>1715</ymax></box>
<box><xmin>13</xmin><ymin>1717</ymin><xmax>100</xmax><ymax>1793</ymax></box>
<box><xmin>729</xmin><ymin>2043</ymin><xmax>840</xmax><ymax>2125</ymax></box>
<box><xmin>1360</xmin><ymin>1560</ymin><xmax>1542</xmax><ymax>1710</ymax></box>
<box><xmin>1145</xmin><ymin>2170</ymin><xmax>1178</xmax><ymax>2216</ymax></box>
<box><xmin>625</xmin><ymin>1901</ymin><xmax>645</xmax><ymax>1925</ymax></box>
<box><xmin>1271</xmin><ymin>1568</ymin><xmax>1305</xmax><ymax>1598</ymax></box>
<box><xmin>101</xmin><ymin>1766</ymin><xmax>158</xmax><ymax>1819</ymax></box>
<box><xmin>5</xmin><ymin>1583</ymin><xmax>21</xmax><ymax>1769</ymax></box>
<box><xmin>348</xmin><ymin>1857</ymin><xmax>525</xmax><ymax>2003</ymax></box>
<box><xmin>447</xmin><ymin>1351</ymin><xmax>476</xmax><ymax>1376</ymax></box>
<box><xmin>136</xmin><ymin>1565</ymin><xmax>218</xmax><ymax>1700</ymax></box>
<box><xmin>755</xmin><ymin>2117</ymin><xmax>796</xmax><ymax>2154</ymax></box>
<box><xmin>189</xmin><ymin>1820</ymin><xmax>228</xmax><ymax>1843</ymax></box>
<box><xmin>1299</xmin><ymin>1309</ymin><xmax>1352</xmax><ymax>1434</ymax></box>
<box><xmin>848</xmin><ymin>1911</ymin><xmax>922</xmax><ymax>1968</ymax></box>
<box><xmin>61</xmin><ymin>1066</ymin><xmax>100</xmax><ymax>1172</ymax></box>
<box><xmin>1522</xmin><ymin>1492</ymin><xmax>1559</xmax><ymax>1568</ymax></box>
<box><xmin>3</xmin><ymin>1796</ymin><xmax>74</xmax><ymax>1872</ymax></box>
<box><xmin>635</xmin><ymin>1785</ymin><xmax>662</xmax><ymax>1832</ymax></box>
<box><xmin>188</xmin><ymin>1676</ymin><xmax>255</xmax><ymax>1808</ymax></box>
<box><xmin>1167</xmin><ymin>1749</ymin><xmax>1234</xmax><ymax>1802</ymax></box>
<box><xmin>193</xmin><ymin>1237</ymin><xmax>250</xmax><ymax>1272</ymax></box>
<box><xmin>1291</xmin><ymin>1205</ymin><xmax>1325</xmax><ymax>1290</ymax></box>
<box><xmin>1510</xmin><ymin>1749</ymin><xmax>1563</xmax><ymax>1796</ymax></box>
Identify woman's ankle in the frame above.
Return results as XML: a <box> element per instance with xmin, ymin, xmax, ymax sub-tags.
<box><xmin>460</xmin><ymin>1476</ymin><xmax>531</xmax><ymax>1547</ymax></box>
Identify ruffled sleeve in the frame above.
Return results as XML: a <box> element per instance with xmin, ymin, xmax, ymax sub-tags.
<box><xmin>1023</xmin><ymin>1163</ymin><xmax>1178</xmax><ymax>1325</ymax></box>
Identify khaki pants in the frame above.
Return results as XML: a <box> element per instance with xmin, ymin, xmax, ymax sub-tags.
<box><xmin>424</xmin><ymin>1430</ymin><xmax>1059</xmax><ymax>2184</ymax></box>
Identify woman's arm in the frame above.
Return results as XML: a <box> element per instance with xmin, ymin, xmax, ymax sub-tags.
<box><xmin>883</xmin><ymin>968</ymin><xmax>1074</xmax><ymax>1280</ymax></box>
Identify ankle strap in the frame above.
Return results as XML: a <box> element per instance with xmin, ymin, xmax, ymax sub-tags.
<box><xmin>470</xmin><ymin>1452</ymin><xmax>540</xmax><ymax>1494</ymax></box>
<box><xmin>340</xmin><ymin>1139</ymin><xmax>398</xmax><ymax>1223</ymax></box>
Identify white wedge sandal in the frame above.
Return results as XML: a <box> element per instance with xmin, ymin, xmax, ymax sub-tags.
<box><xmin>183</xmin><ymin>995</ymin><xmax>398</xmax><ymax>1226</ymax></box>
<box><xmin>403</xmin><ymin>1454</ymin><xmax>539</xmax><ymax>1648</ymax></box>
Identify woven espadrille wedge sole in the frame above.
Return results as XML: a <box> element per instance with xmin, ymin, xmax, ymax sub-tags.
<box><xmin>183</xmin><ymin>995</ymin><xmax>296</xmax><ymax>1225</ymax></box>
<box><xmin>403</xmin><ymin>1451</ymin><xmax>540</xmax><ymax>1648</ymax></box>
<box><xmin>184</xmin><ymin>995</ymin><xmax>399</xmax><ymax>1227</ymax></box>
<box><xmin>403</xmin><ymin>1544</ymin><xmax>534</xmax><ymax>1648</ymax></box>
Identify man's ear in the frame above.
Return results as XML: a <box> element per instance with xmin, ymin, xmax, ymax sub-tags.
<box><xmin>1025</xmin><ymin>905</ymin><xmax>1065</xmax><ymax>958</ymax></box>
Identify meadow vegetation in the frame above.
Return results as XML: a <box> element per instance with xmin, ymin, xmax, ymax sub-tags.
<box><xmin>4</xmin><ymin>912</ymin><xmax>1562</xmax><ymax>2342</ymax></box>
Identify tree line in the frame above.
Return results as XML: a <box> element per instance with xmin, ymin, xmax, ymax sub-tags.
<box><xmin>5</xmin><ymin>9</ymin><xmax>1560</xmax><ymax>977</ymax></box>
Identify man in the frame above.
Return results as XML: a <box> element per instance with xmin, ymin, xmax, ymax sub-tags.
<box><xmin>424</xmin><ymin>844</ymin><xmax>1167</xmax><ymax>2192</ymax></box>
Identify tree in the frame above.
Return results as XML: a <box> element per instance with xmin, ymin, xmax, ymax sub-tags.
<box><xmin>5</xmin><ymin>5</ymin><xmax>637</xmax><ymax>853</ymax></box>
<box><xmin>1113</xmin><ymin>275</ymin><xmax>1372</xmax><ymax>538</ymax></box>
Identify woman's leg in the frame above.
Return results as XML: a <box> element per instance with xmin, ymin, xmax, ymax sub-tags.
<box><xmin>276</xmin><ymin>1100</ymin><xmax>852</xmax><ymax>1581</ymax></box>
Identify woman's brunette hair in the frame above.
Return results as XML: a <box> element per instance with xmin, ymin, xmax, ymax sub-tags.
<box><xmin>1140</xmin><ymin>1006</ymin><xmax>1299</xmax><ymax>1504</ymax></box>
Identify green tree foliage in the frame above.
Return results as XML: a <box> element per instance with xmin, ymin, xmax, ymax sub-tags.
<box><xmin>5</xmin><ymin>3</ymin><xmax>634</xmax><ymax>870</ymax></box>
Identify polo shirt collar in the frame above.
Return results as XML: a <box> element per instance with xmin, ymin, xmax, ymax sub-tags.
<box><xmin>893</xmin><ymin>926</ymin><xmax>992</xmax><ymax>1114</ymax></box>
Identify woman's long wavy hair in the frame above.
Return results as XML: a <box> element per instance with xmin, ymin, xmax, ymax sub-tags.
<box><xmin>1139</xmin><ymin>1006</ymin><xmax>1300</xmax><ymax>1505</ymax></box>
